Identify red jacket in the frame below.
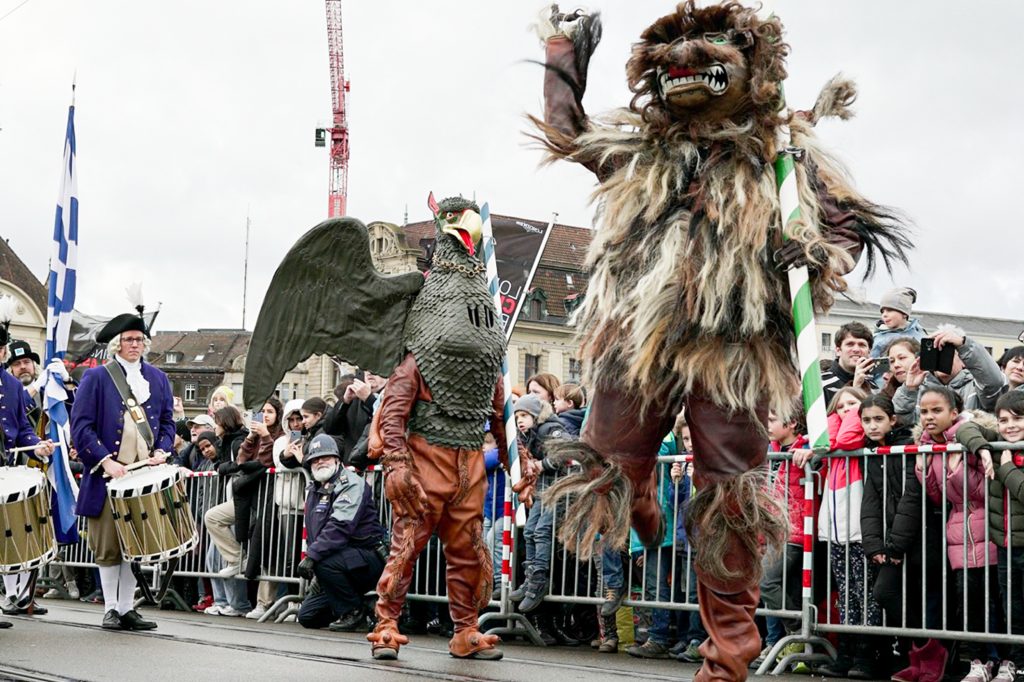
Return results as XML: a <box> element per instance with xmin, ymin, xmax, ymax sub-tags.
<box><xmin>772</xmin><ymin>435</ymin><xmax>816</xmax><ymax>545</ymax></box>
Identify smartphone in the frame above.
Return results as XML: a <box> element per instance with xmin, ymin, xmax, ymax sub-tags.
<box><xmin>252</xmin><ymin>411</ymin><xmax>264</xmax><ymax>424</ymax></box>
<box><xmin>874</xmin><ymin>357</ymin><xmax>890</xmax><ymax>373</ymax></box>
<box><xmin>919</xmin><ymin>338</ymin><xmax>955</xmax><ymax>374</ymax></box>
<box><xmin>289</xmin><ymin>430</ymin><xmax>302</xmax><ymax>443</ymax></box>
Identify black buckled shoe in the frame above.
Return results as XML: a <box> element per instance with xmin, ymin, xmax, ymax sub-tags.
<box><xmin>119</xmin><ymin>609</ymin><xmax>157</xmax><ymax>631</ymax></box>
<box><xmin>19</xmin><ymin>602</ymin><xmax>47</xmax><ymax>616</ymax></box>
<box><xmin>102</xmin><ymin>609</ymin><xmax>124</xmax><ymax>630</ymax></box>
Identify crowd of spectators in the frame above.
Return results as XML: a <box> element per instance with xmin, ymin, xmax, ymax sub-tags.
<box><xmin>9</xmin><ymin>286</ymin><xmax>1024</xmax><ymax>681</ymax></box>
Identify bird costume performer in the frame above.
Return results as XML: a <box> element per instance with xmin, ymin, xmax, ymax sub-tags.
<box><xmin>244</xmin><ymin>197</ymin><xmax>508</xmax><ymax>661</ymax></box>
<box><xmin>525</xmin><ymin>3</ymin><xmax>910</xmax><ymax>678</ymax></box>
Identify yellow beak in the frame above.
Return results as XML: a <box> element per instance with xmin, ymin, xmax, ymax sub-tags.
<box><xmin>442</xmin><ymin>210</ymin><xmax>483</xmax><ymax>254</ymax></box>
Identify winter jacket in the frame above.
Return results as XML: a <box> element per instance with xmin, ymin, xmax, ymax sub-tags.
<box><xmin>871</xmin><ymin>318</ymin><xmax>926</xmax><ymax>360</ymax></box>
<box><xmin>917</xmin><ymin>417</ymin><xmax>997</xmax><ymax>570</ymax></box>
<box><xmin>215</xmin><ymin>426</ymin><xmax>249</xmax><ymax>476</ymax></box>
<box><xmin>557</xmin><ymin>409</ymin><xmax>586</xmax><ymax>437</ymax></box>
<box><xmin>860</xmin><ymin>426</ymin><xmax>922</xmax><ymax>561</ymax></box>
<box><xmin>771</xmin><ymin>435</ymin><xmax>813</xmax><ymax>546</ymax></box>
<box><xmin>237</xmin><ymin>423</ymin><xmax>283</xmax><ymax>469</ymax></box>
<box><xmin>323</xmin><ymin>394</ymin><xmax>376</xmax><ymax>464</ymax></box>
<box><xmin>520</xmin><ymin>404</ymin><xmax>571</xmax><ymax>489</ymax></box>
<box><xmin>894</xmin><ymin>336</ymin><xmax>1008</xmax><ymax>424</ymax></box>
<box><xmin>818</xmin><ymin>409</ymin><xmax>866</xmax><ymax>543</ymax></box>
<box><xmin>303</xmin><ymin>467</ymin><xmax>386</xmax><ymax>562</ymax></box>
<box><xmin>955</xmin><ymin>417</ymin><xmax>1024</xmax><ymax>549</ymax></box>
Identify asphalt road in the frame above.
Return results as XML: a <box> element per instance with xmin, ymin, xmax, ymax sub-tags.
<box><xmin>0</xmin><ymin>602</ymin><xmax>823</xmax><ymax>681</ymax></box>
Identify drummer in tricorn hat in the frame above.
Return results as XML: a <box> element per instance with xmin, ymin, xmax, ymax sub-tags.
<box><xmin>70</xmin><ymin>299</ymin><xmax>174</xmax><ymax>631</ymax></box>
<box><xmin>0</xmin><ymin>306</ymin><xmax>55</xmax><ymax>628</ymax></box>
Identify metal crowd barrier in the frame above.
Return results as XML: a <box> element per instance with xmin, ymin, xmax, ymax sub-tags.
<box><xmin>43</xmin><ymin>439</ymin><xmax>1024</xmax><ymax>675</ymax></box>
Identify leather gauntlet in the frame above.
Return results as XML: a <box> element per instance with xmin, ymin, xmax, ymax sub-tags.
<box><xmin>381</xmin><ymin>452</ymin><xmax>427</xmax><ymax>519</ymax></box>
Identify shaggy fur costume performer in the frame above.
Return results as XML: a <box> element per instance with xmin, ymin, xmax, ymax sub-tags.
<box><xmin>524</xmin><ymin>3</ymin><xmax>910</xmax><ymax>678</ymax></box>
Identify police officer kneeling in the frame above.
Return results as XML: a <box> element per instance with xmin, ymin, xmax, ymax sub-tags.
<box><xmin>297</xmin><ymin>434</ymin><xmax>387</xmax><ymax>631</ymax></box>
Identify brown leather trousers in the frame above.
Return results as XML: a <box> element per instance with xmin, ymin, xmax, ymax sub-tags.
<box><xmin>372</xmin><ymin>434</ymin><xmax>495</xmax><ymax>657</ymax></box>
<box><xmin>583</xmin><ymin>384</ymin><xmax>768</xmax><ymax>681</ymax></box>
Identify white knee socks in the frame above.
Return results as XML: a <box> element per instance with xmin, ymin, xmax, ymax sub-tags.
<box><xmin>98</xmin><ymin>564</ymin><xmax>120</xmax><ymax>614</ymax></box>
<box><xmin>117</xmin><ymin>562</ymin><xmax>136</xmax><ymax>615</ymax></box>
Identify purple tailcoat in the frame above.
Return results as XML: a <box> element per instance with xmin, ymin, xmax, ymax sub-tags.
<box><xmin>70</xmin><ymin>361</ymin><xmax>175</xmax><ymax>518</ymax></box>
<box><xmin>1</xmin><ymin>368</ymin><xmax>40</xmax><ymax>455</ymax></box>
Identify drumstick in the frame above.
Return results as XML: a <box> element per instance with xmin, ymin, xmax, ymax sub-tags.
<box><xmin>102</xmin><ymin>458</ymin><xmax>166</xmax><ymax>479</ymax></box>
<box><xmin>4</xmin><ymin>443</ymin><xmax>62</xmax><ymax>455</ymax></box>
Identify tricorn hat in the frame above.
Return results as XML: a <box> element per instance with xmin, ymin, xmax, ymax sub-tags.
<box><xmin>96</xmin><ymin>283</ymin><xmax>150</xmax><ymax>344</ymax></box>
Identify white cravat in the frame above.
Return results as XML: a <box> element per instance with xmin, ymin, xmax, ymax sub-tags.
<box><xmin>115</xmin><ymin>354</ymin><xmax>151</xmax><ymax>405</ymax></box>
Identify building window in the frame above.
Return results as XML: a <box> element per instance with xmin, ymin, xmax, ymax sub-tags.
<box><xmin>184</xmin><ymin>382</ymin><xmax>197</xmax><ymax>402</ymax></box>
<box><xmin>524</xmin><ymin>354</ymin><xmax>540</xmax><ymax>382</ymax></box>
<box><xmin>568</xmin><ymin>358</ymin><xmax>581</xmax><ymax>383</ymax></box>
<box><xmin>194</xmin><ymin>354</ymin><xmax>205</xmax><ymax>362</ymax></box>
<box><xmin>165</xmin><ymin>351</ymin><xmax>182</xmax><ymax>365</ymax></box>
<box><xmin>276</xmin><ymin>383</ymin><xmax>293</xmax><ymax>402</ymax></box>
<box><xmin>530</xmin><ymin>298</ymin><xmax>543</xmax><ymax>319</ymax></box>
<box><xmin>821</xmin><ymin>332</ymin><xmax>832</xmax><ymax>352</ymax></box>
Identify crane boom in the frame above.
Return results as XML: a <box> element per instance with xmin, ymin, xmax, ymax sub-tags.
<box><xmin>325</xmin><ymin>0</ymin><xmax>349</xmax><ymax>217</ymax></box>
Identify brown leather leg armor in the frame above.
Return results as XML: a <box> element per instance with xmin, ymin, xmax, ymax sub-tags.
<box><xmin>580</xmin><ymin>385</ymin><xmax>678</xmax><ymax>545</ymax></box>
<box><xmin>686</xmin><ymin>388</ymin><xmax>769</xmax><ymax>682</ymax></box>
<box><xmin>371</xmin><ymin>435</ymin><xmax>498</xmax><ymax>658</ymax></box>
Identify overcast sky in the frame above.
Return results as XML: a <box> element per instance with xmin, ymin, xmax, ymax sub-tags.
<box><xmin>1</xmin><ymin>1</ymin><xmax>1021</xmax><ymax>331</ymax></box>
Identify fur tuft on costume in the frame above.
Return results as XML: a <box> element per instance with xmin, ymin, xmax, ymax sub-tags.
<box><xmin>543</xmin><ymin>439</ymin><xmax>631</xmax><ymax>559</ymax></box>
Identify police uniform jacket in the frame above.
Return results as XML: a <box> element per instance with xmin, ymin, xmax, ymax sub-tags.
<box><xmin>0</xmin><ymin>369</ymin><xmax>40</xmax><ymax>457</ymax></box>
<box><xmin>70</xmin><ymin>361</ymin><xmax>175</xmax><ymax>517</ymax></box>
<box><xmin>303</xmin><ymin>467</ymin><xmax>384</xmax><ymax>563</ymax></box>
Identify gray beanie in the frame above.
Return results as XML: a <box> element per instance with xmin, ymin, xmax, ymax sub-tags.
<box><xmin>880</xmin><ymin>287</ymin><xmax>917</xmax><ymax>317</ymax></box>
<box><xmin>514</xmin><ymin>394</ymin><xmax>544</xmax><ymax>418</ymax></box>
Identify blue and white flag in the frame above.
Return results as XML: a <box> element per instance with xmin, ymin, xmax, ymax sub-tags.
<box><xmin>44</xmin><ymin>102</ymin><xmax>80</xmax><ymax>543</ymax></box>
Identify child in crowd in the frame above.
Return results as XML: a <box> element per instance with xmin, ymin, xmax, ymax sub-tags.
<box><xmin>669</xmin><ymin>417</ymin><xmax>707</xmax><ymax>664</ymax></box>
<box><xmin>872</xmin><ymin>287</ymin><xmax>926</xmax><ymax>363</ymax></box>
<box><xmin>815</xmin><ymin>386</ymin><xmax>884</xmax><ymax>679</ymax></box>
<box><xmin>553</xmin><ymin>383</ymin><xmax>587</xmax><ymax>437</ymax></box>
<box><xmin>754</xmin><ymin>407</ymin><xmax>811</xmax><ymax>672</ymax></box>
<box><xmin>481</xmin><ymin>429</ymin><xmax>504</xmax><ymax>600</ymax></box>
<box><xmin>956</xmin><ymin>390</ymin><xmax>1024</xmax><ymax>682</ymax></box>
<box><xmin>509</xmin><ymin>394</ymin><xmax>571</xmax><ymax>613</ymax></box>
<box><xmin>916</xmin><ymin>386</ymin><xmax>1000</xmax><ymax>680</ymax></box>
<box><xmin>858</xmin><ymin>394</ymin><xmax>946</xmax><ymax>681</ymax></box>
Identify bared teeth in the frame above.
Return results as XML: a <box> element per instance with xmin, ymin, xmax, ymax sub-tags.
<box><xmin>660</xmin><ymin>63</ymin><xmax>728</xmax><ymax>94</ymax></box>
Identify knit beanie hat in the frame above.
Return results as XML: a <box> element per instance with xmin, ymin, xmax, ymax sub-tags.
<box><xmin>514</xmin><ymin>394</ymin><xmax>544</xmax><ymax>418</ymax></box>
<box><xmin>880</xmin><ymin>287</ymin><xmax>917</xmax><ymax>317</ymax></box>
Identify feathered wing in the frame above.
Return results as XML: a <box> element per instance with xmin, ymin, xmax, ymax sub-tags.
<box><xmin>243</xmin><ymin>217</ymin><xmax>423</xmax><ymax>408</ymax></box>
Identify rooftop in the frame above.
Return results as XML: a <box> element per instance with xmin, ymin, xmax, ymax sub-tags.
<box><xmin>148</xmin><ymin>329</ymin><xmax>252</xmax><ymax>371</ymax></box>
<box><xmin>0</xmin><ymin>237</ymin><xmax>47</xmax><ymax>315</ymax></box>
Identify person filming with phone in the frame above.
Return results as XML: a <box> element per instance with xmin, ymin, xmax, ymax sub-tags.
<box><xmin>894</xmin><ymin>325</ymin><xmax>1008</xmax><ymax>424</ymax></box>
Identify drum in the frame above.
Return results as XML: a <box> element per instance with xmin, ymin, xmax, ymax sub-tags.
<box><xmin>0</xmin><ymin>467</ymin><xmax>57</xmax><ymax>574</ymax></box>
<box><xmin>107</xmin><ymin>464</ymin><xmax>197</xmax><ymax>564</ymax></box>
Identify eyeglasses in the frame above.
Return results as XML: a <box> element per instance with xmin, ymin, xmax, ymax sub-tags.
<box><xmin>121</xmin><ymin>337</ymin><xmax>146</xmax><ymax>345</ymax></box>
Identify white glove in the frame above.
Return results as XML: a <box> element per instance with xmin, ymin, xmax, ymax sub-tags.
<box><xmin>29</xmin><ymin>373</ymin><xmax>47</xmax><ymax>393</ymax></box>
<box><xmin>46</xmin><ymin>358</ymin><xmax>70</xmax><ymax>382</ymax></box>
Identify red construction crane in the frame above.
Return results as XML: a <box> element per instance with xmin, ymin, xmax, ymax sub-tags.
<box><xmin>316</xmin><ymin>0</ymin><xmax>350</xmax><ymax>217</ymax></box>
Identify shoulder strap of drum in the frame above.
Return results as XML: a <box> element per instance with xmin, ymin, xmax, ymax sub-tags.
<box><xmin>103</xmin><ymin>362</ymin><xmax>155</xmax><ymax>452</ymax></box>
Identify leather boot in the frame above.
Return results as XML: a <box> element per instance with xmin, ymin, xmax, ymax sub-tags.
<box><xmin>448</xmin><ymin>627</ymin><xmax>502</xmax><ymax>660</ymax></box>
<box><xmin>527</xmin><ymin>612</ymin><xmax>557</xmax><ymax>646</ymax></box>
<box><xmin>367</xmin><ymin>619</ymin><xmax>409</xmax><ymax>660</ymax></box>
<box><xmin>694</xmin><ymin>579</ymin><xmax>761</xmax><ymax>681</ymax></box>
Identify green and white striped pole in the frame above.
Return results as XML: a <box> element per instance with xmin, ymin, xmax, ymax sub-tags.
<box><xmin>758</xmin><ymin>1</ymin><xmax>829</xmax><ymax>452</ymax></box>
<box><xmin>775</xmin><ymin>144</ymin><xmax>829</xmax><ymax>452</ymax></box>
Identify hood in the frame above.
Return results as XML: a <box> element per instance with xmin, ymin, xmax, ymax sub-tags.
<box><xmin>282</xmin><ymin>398</ymin><xmax>305</xmax><ymax>420</ymax></box>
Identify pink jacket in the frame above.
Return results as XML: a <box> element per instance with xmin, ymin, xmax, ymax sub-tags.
<box><xmin>916</xmin><ymin>418</ymin><xmax>997</xmax><ymax>570</ymax></box>
<box><xmin>818</xmin><ymin>410</ymin><xmax>867</xmax><ymax>543</ymax></box>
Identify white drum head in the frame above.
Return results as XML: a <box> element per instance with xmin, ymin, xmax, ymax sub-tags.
<box><xmin>0</xmin><ymin>467</ymin><xmax>47</xmax><ymax>502</ymax></box>
<box><xmin>107</xmin><ymin>464</ymin><xmax>183</xmax><ymax>499</ymax></box>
